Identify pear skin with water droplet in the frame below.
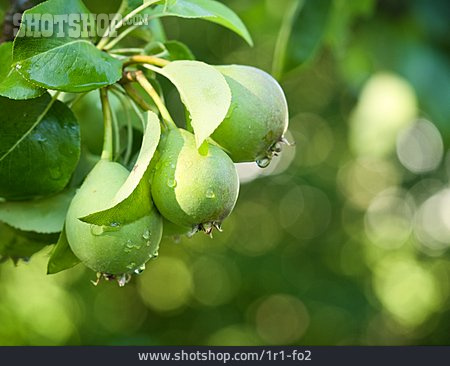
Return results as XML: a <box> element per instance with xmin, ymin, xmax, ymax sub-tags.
<box><xmin>65</xmin><ymin>160</ymin><xmax>162</xmax><ymax>275</ymax></box>
<box><xmin>151</xmin><ymin>129</ymin><xmax>239</xmax><ymax>229</ymax></box>
<box><xmin>211</xmin><ymin>65</ymin><xmax>289</xmax><ymax>164</ymax></box>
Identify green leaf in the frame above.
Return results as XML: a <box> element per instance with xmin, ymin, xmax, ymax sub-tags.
<box><xmin>273</xmin><ymin>0</ymin><xmax>332</xmax><ymax>77</ymax></box>
<box><xmin>145</xmin><ymin>40</ymin><xmax>195</xmax><ymax>61</ymax></box>
<box><xmin>158</xmin><ymin>60</ymin><xmax>231</xmax><ymax>147</ymax></box>
<box><xmin>288</xmin><ymin>0</ymin><xmax>332</xmax><ymax>66</ymax></box>
<box><xmin>164</xmin><ymin>40</ymin><xmax>195</xmax><ymax>60</ymax></box>
<box><xmin>148</xmin><ymin>0</ymin><xmax>253</xmax><ymax>46</ymax></box>
<box><xmin>0</xmin><ymin>94</ymin><xmax>81</xmax><ymax>200</ymax></box>
<box><xmin>47</xmin><ymin>228</ymin><xmax>81</xmax><ymax>274</ymax></box>
<box><xmin>13</xmin><ymin>0</ymin><xmax>122</xmax><ymax>93</ymax></box>
<box><xmin>0</xmin><ymin>42</ymin><xmax>45</xmax><ymax>100</ymax></box>
<box><xmin>0</xmin><ymin>190</ymin><xmax>75</xmax><ymax>234</ymax></box>
<box><xmin>80</xmin><ymin>112</ymin><xmax>161</xmax><ymax>226</ymax></box>
<box><xmin>0</xmin><ymin>223</ymin><xmax>51</xmax><ymax>263</ymax></box>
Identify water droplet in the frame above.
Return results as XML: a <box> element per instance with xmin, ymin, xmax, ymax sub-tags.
<box><xmin>256</xmin><ymin>157</ymin><xmax>271</xmax><ymax>168</ymax></box>
<box><xmin>134</xmin><ymin>264</ymin><xmax>146</xmax><ymax>275</ymax></box>
<box><xmin>15</xmin><ymin>64</ymin><xmax>22</xmax><ymax>70</ymax></box>
<box><xmin>49</xmin><ymin>165</ymin><xmax>63</xmax><ymax>180</ymax></box>
<box><xmin>103</xmin><ymin>223</ymin><xmax>121</xmax><ymax>233</ymax></box>
<box><xmin>90</xmin><ymin>225</ymin><xmax>104</xmax><ymax>236</ymax></box>
<box><xmin>146</xmin><ymin>241</ymin><xmax>151</xmax><ymax>247</ymax></box>
<box><xmin>167</xmin><ymin>178</ymin><xmax>177</xmax><ymax>188</ymax></box>
<box><xmin>126</xmin><ymin>241</ymin><xmax>141</xmax><ymax>250</ymax></box>
<box><xmin>143</xmin><ymin>229</ymin><xmax>151</xmax><ymax>240</ymax></box>
<box><xmin>126</xmin><ymin>262</ymin><xmax>136</xmax><ymax>270</ymax></box>
<box><xmin>34</xmin><ymin>134</ymin><xmax>47</xmax><ymax>142</ymax></box>
<box><xmin>206</xmin><ymin>189</ymin><xmax>215</xmax><ymax>199</ymax></box>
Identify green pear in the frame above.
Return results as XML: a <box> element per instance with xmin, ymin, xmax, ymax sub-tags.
<box><xmin>151</xmin><ymin>129</ymin><xmax>239</xmax><ymax>232</ymax></box>
<box><xmin>65</xmin><ymin>160</ymin><xmax>162</xmax><ymax>275</ymax></box>
<box><xmin>211</xmin><ymin>65</ymin><xmax>289</xmax><ymax>166</ymax></box>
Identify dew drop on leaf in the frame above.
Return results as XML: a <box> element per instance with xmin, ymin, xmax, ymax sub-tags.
<box><xmin>49</xmin><ymin>165</ymin><xmax>63</xmax><ymax>180</ymax></box>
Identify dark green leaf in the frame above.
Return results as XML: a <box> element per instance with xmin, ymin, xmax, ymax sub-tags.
<box><xmin>0</xmin><ymin>94</ymin><xmax>81</xmax><ymax>200</ymax></box>
<box><xmin>165</xmin><ymin>40</ymin><xmax>195</xmax><ymax>60</ymax></box>
<box><xmin>47</xmin><ymin>227</ymin><xmax>81</xmax><ymax>274</ymax></box>
<box><xmin>0</xmin><ymin>223</ymin><xmax>50</xmax><ymax>263</ymax></box>
<box><xmin>13</xmin><ymin>0</ymin><xmax>122</xmax><ymax>92</ymax></box>
<box><xmin>148</xmin><ymin>0</ymin><xmax>253</xmax><ymax>46</ymax></box>
<box><xmin>288</xmin><ymin>0</ymin><xmax>332</xmax><ymax>66</ymax></box>
<box><xmin>273</xmin><ymin>0</ymin><xmax>332</xmax><ymax>77</ymax></box>
<box><xmin>0</xmin><ymin>42</ymin><xmax>45</xmax><ymax>100</ymax></box>
<box><xmin>81</xmin><ymin>112</ymin><xmax>160</xmax><ymax>226</ymax></box>
<box><xmin>145</xmin><ymin>40</ymin><xmax>195</xmax><ymax>60</ymax></box>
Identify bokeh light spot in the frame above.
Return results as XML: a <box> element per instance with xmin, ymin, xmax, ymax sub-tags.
<box><xmin>138</xmin><ymin>257</ymin><xmax>193</xmax><ymax>312</ymax></box>
<box><xmin>396</xmin><ymin>119</ymin><xmax>443</xmax><ymax>174</ymax></box>
<box><xmin>365</xmin><ymin>188</ymin><xmax>415</xmax><ymax>249</ymax></box>
<box><xmin>254</xmin><ymin>294</ymin><xmax>310</xmax><ymax>344</ymax></box>
<box><xmin>373</xmin><ymin>256</ymin><xmax>441</xmax><ymax>327</ymax></box>
<box><xmin>192</xmin><ymin>256</ymin><xmax>239</xmax><ymax>307</ymax></box>
<box><xmin>349</xmin><ymin>73</ymin><xmax>417</xmax><ymax>158</ymax></box>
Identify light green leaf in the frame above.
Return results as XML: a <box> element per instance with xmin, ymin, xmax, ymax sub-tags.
<box><xmin>80</xmin><ymin>112</ymin><xmax>161</xmax><ymax>226</ymax></box>
<box><xmin>0</xmin><ymin>42</ymin><xmax>45</xmax><ymax>100</ymax></box>
<box><xmin>0</xmin><ymin>94</ymin><xmax>81</xmax><ymax>200</ymax></box>
<box><xmin>158</xmin><ymin>60</ymin><xmax>231</xmax><ymax>147</ymax></box>
<box><xmin>47</xmin><ymin>228</ymin><xmax>81</xmax><ymax>274</ymax></box>
<box><xmin>148</xmin><ymin>0</ymin><xmax>253</xmax><ymax>46</ymax></box>
<box><xmin>0</xmin><ymin>190</ymin><xmax>75</xmax><ymax>234</ymax></box>
<box><xmin>13</xmin><ymin>0</ymin><xmax>122</xmax><ymax>92</ymax></box>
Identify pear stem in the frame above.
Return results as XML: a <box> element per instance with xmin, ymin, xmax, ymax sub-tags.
<box><xmin>124</xmin><ymin>55</ymin><xmax>170</xmax><ymax>68</ymax></box>
<box><xmin>100</xmin><ymin>88</ymin><xmax>114</xmax><ymax>161</ymax></box>
<box><xmin>97</xmin><ymin>0</ymin><xmax>161</xmax><ymax>50</ymax></box>
<box><xmin>122</xmin><ymin>83</ymin><xmax>153</xmax><ymax>111</ymax></box>
<box><xmin>134</xmin><ymin>71</ymin><xmax>177</xmax><ymax>130</ymax></box>
<box><xmin>111</xmin><ymin>88</ymin><xmax>134</xmax><ymax>166</ymax></box>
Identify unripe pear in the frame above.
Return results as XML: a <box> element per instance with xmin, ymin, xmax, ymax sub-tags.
<box><xmin>162</xmin><ymin>218</ymin><xmax>192</xmax><ymax>238</ymax></box>
<box><xmin>151</xmin><ymin>128</ymin><xmax>239</xmax><ymax>233</ymax></box>
<box><xmin>65</xmin><ymin>160</ymin><xmax>162</xmax><ymax>276</ymax></box>
<box><xmin>211</xmin><ymin>65</ymin><xmax>289</xmax><ymax>166</ymax></box>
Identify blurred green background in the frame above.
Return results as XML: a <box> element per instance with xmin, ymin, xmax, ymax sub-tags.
<box><xmin>1</xmin><ymin>0</ymin><xmax>450</xmax><ymax>345</ymax></box>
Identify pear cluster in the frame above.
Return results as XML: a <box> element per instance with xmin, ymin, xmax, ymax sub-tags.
<box><xmin>65</xmin><ymin>65</ymin><xmax>289</xmax><ymax>279</ymax></box>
